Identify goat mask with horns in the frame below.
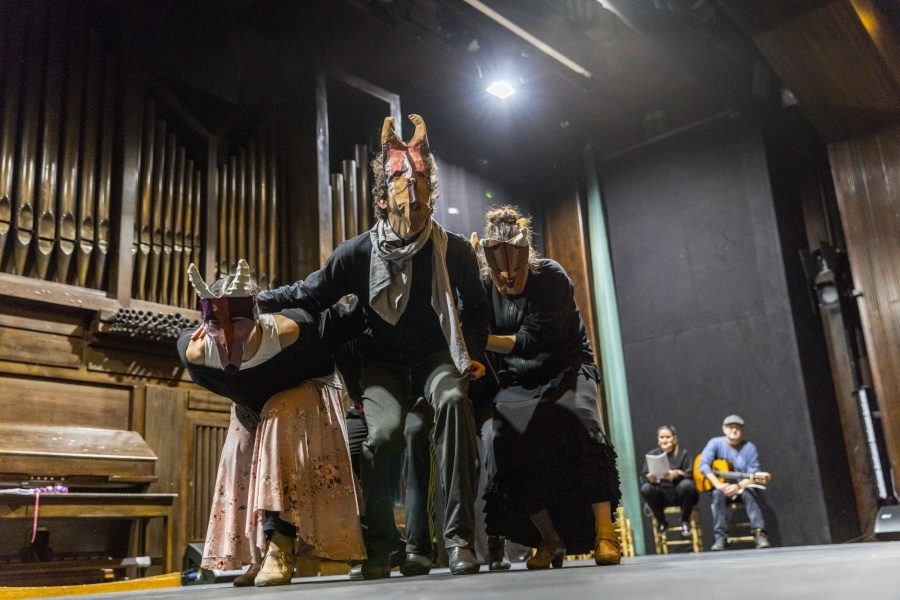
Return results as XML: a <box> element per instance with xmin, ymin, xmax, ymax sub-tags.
<box><xmin>188</xmin><ymin>259</ymin><xmax>256</xmax><ymax>374</ymax></box>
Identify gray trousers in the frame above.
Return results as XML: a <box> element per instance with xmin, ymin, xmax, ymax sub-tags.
<box><xmin>360</xmin><ymin>352</ymin><xmax>479</xmax><ymax>558</ymax></box>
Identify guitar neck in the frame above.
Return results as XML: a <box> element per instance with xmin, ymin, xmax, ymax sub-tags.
<box><xmin>713</xmin><ymin>470</ymin><xmax>753</xmax><ymax>480</ymax></box>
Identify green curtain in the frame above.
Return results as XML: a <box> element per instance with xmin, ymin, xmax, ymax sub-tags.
<box><xmin>583</xmin><ymin>143</ymin><xmax>645</xmax><ymax>554</ymax></box>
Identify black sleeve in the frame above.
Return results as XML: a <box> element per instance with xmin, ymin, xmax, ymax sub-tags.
<box><xmin>512</xmin><ymin>264</ymin><xmax>571</xmax><ymax>358</ymax></box>
<box><xmin>447</xmin><ymin>233</ymin><xmax>490</xmax><ymax>363</ymax></box>
<box><xmin>639</xmin><ymin>448</ymin><xmax>654</xmax><ymax>486</ymax></box>
<box><xmin>257</xmin><ymin>241</ymin><xmax>355</xmax><ymax>314</ymax></box>
<box><xmin>318</xmin><ymin>295</ymin><xmax>366</xmax><ymax>347</ymax></box>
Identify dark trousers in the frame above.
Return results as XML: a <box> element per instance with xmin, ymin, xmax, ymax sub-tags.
<box><xmin>711</xmin><ymin>487</ymin><xmax>765</xmax><ymax>540</ymax></box>
<box><xmin>359</xmin><ymin>352</ymin><xmax>479</xmax><ymax>558</ymax></box>
<box><xmin>640</xmin><ymin>478</ymin><xmax>699</xmax><ymax>523</ymax></box>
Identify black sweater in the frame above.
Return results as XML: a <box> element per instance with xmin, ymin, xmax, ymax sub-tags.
<box><xmin>257</xmin><ymin>228</ymin><xmax>489</xmax><ymax>368</ymax></box>
<box><xmin>487</xmin><ymin>258</ymin><xmax>594</xmax><ymax>389</ymax></box>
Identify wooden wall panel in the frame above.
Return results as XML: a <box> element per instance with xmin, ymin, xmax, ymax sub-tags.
<box><xmin>828</xmin><ymin>123</ymin><xmax>900</xmax><ymax>491</ymax></box>
<box><xmin>0</xmin><ymin>326</ymin><xmax>82</xmax><ymax>369</ymax></box>
<box><xmin>0</xmin><ymin>374</ymin><xmax>131</xmax><ymax>431</ymax></box>
<box><xmin>187</xmin><ymin>388</ymin><xmax>231</xmax><ymax>413</ymax></box>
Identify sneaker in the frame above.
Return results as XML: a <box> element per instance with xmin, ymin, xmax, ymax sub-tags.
<box><xmin>755</xmin><ymin>530</ymin><xmax>771</xmax><ymax>549</ymax></box>
<box><xmin>710</xmin><ymin>538</ymin><xmax>727</xmax><ymax>551</ymax></box>
<box><xmin>680</xmin><ymin>522</ymin><xmax>692</xmax><ymax>538</ymax></box>
<box><xmin>656</xmin><ymin>521</ymin><xmax>667</xmax><ymax>535</ymax></box>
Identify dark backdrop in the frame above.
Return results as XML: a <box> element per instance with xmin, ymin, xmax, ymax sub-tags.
<box><xmin>596</xmin><ymin>110</ymin><xmax>848</xmax><ymax>551</ymax></box>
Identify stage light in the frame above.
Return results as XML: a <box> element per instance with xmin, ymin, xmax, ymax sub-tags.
<box><xmin>487</xmin><ymin>80</ymin><xmax>516</xmax><ymax>99</ymax></box>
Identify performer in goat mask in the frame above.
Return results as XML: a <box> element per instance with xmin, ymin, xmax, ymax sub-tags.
<box><xmin>474</xmin><ymin>205</ymin><xmax>623</xmax><ymax>569</ymax></box>
<box><xmin>178</xmin><ymin>259</ymin><xmax>366</xmax><ymax>587</ymax></box>
<box><xmin>256</xmin><ymin>114</ymin><xmax>490</xmax><ymax>579</ymax></box>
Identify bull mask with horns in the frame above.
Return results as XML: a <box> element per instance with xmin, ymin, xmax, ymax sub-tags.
<box><xmin>380</xmin><ymin>114</ymin><xmax>435</xmax><ymax>240</ymax></box>
<box><xmin>188</xmin><ymin>259</ymin><xmax>256</xmax><ymax>374</ymax></box>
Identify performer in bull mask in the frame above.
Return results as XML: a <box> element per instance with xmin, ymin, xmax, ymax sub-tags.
<box><xmin>473</xmin><ymin>205</ymin><xmax>623</xmax><ymax>569</ymax></box>
<box><xmin>178</xmin><ymin>259</ymin><xmax>366</xmax><ymax>587</ymax></box>
<box><xmin>256</xmin><ymin>114</ymin><xmax>490</xmax><ymax>578</ymax></box>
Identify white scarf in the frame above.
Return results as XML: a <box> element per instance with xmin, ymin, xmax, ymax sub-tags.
<box><xmin>369</xmin><ymin>218</ymin><xmax>470</xmax><ymax>374</ymax></box>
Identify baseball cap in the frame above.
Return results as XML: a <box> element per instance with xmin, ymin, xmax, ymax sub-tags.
<box><xmin>723</xmin><ymin>414</ymin><xmax>745</xmax><ymax>426</ymax></box>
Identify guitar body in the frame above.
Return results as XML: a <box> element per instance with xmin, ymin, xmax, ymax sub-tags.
<box><xmin>692</xmin><ymin>454</ymin><xmax>772</xmax><ymax>492</ymax></box>
<box><xmin>692</xmin><ymin>455</ymin><xmax>734</xmax><ymax>492</ymax></box>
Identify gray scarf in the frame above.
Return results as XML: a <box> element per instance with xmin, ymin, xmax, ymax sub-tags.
<box><xmin>369</xmin><ymin>218</ymin><xmax>470</xmax><ymax>374</ymax></box>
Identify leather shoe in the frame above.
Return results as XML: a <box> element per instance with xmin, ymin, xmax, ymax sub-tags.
<box><xmin>594</xmin><ymin>537</ymin><xmax>621</xmax><ymax>566</ymax></box>
<box><xmin>447</xmin><ymin>546</ymin><xmax>480</xmax><ymax>575</ymax></box>
<box><xmin>526</xmin><ymin>539</ymin><xmax>565</xmax><ymax>569</ymax></box>
<box><xmin>680</xmin><ymin>522</ymin><xmax>692</xmax><ymax>537</ymax></box>
<box><xmin>487</xmin><ymin>545</ymin><xmax>511</xmax><ymax>571</ymax></box>
<box><xmin>360</xmin><ymin>554</ymin><xmax>391</xmax><ymax>580</ymax></box>
<box><xmin>232</xmin><ymin>563</ymin><xmax>260</xmax><ymax>587</ymax></box>
<box><xmin>711</xmin><ymin>538</ymin><xmax>727</xmax><ymax>551</ymax></box>
<box><xmin>400</xmin><ymin>552</ymin><xmax>432</xmax><ymax>576</ymax></box>
<box><xmin>755</xmin><ymin>530</ymin><xmax>771</xmax><ymax>549</ymax></box>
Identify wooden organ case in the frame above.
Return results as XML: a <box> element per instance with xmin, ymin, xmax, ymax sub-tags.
<box><xmin>0</xmin><ymin>1</ymin><xmax>398</xmax><ymax>586</ymax></box>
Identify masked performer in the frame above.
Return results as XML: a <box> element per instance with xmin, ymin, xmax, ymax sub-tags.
<box><xmin>257</xmin><ymin>114</ymin><xmax>489</xmax><ymax>578</ymax></box>
<box><xmin>177</xmin><ymin>260</ymin><xmax>366</xmax><ymax>587</ymax></box>
<box><xmin>475</xmin><ymin>205</ymin><xmax>622</xmax><ymax>569</ymax></box>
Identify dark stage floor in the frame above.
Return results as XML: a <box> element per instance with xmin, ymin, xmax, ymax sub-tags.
<box><xmin>67</xmin><ymin>542</ymin><xmax>900</xmax><ymax>600</ymax></box>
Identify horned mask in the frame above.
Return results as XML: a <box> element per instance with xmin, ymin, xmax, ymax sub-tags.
<box><xmin>188</xmin><ymin>259</ymin><xmax>256</xmax><ymax>374</ymax></box>
<box><xmin>481</xmin><ymin>228</ymin><xmax>530</xmax><ymax>295</ymax></box>
<box><xmin>380</xmin><ymin>114</ymin><xmax>434</xmax><ymax>240</ymax></box>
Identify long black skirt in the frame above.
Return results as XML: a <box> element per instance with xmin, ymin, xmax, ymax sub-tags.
<box><xmin>483</xmin><ymin>365</ymin><xmax>621</xmax><ymax>554</ymax></box>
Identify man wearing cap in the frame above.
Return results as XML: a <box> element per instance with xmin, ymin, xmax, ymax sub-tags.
<box><xmin>697</xmin><ymin>415</ymin><xmax>771</xmax><ymax>551</ymax></box>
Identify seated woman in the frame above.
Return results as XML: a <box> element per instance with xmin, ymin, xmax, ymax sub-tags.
<box><xmin>177</xmin><ymin>259</ymin><xmax>366</xmax><ymax>587</ymax></box>
<box><xmin>639</xmin><ymin>425</ymin><xmax>699</xmax><ymax>537</ymax></box>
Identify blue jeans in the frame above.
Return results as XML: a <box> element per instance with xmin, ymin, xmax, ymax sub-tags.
<box><xmin>710</xmin><ymin>488</ymin><xmax>765</xmax><ymax>540</ymax></box>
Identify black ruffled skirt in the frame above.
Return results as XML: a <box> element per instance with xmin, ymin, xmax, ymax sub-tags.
<box><xmin>483</xmin><ymin>364</ymin><xmax>621</xmax><ymax>554</ymax></box>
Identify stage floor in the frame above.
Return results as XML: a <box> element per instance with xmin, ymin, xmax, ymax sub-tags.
<box><xmin>68</xmin><ymin>542</ymin><xmax>900</xmax><ymax>600</ymax></box>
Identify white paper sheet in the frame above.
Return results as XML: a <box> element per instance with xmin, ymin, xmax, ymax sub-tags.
<box><xmin>646</xmin><ymin>453</ymin><xmax>670</xmax><ymax>479</ymax></box>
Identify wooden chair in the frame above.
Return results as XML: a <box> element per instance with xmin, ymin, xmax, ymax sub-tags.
<box><xmin>615</xmin><ymin>506</ymin><xmax>636</xmax><ymax>557</ymax></box>
<box><xmin>648</xmin><ymin>504</ymin><xmax>703</xmax><ymax>554</ymax></box>
<box><xmin>723</xmin><ymin>499</ymin><xmax>756</xmax><ymax>546</ymax></box>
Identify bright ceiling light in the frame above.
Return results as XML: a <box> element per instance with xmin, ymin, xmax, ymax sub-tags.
<box><xmin>487</xmin><ymin>80</ymin><xmax>516</xmax><ymax>99</ymax></box>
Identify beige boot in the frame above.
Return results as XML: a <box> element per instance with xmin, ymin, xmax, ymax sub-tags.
<box><xmin>255</xmin><ymin>532</ymin><xmax>296</xmax><ymax>587</ymax></box>
<box><xmin>232</xmin><ymin>563</ymin><xmax>260</xmax><ymax>587</ymax></box>
<box><xmin>592</xmin><ymin>501</ymin><xmax>622</xmax><ymax>566</ymax></box>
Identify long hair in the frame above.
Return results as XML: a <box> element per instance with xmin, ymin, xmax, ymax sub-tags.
<box><xmin>479</xmin><ymin>205</ymin><xmax>541</xmax><ymax>278</ymax></box>
<box><xmin>369</xmin><ymin>151</ymin><xmax>440</xmax><ymax>221</ymax></box>
<box><xmin>657</xmin><ymin>424</ymin><xmax>680</xmax><ymax>456</ymax></box>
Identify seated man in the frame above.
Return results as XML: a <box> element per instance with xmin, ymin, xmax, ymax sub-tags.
<box><xmin>639</xmin><ymin>425</ymin><xmax>698</xmax><ymax>538</ymax></box>
<box><xmin>697</xmin><ymin>415</ymin><xmax>771</xmax><ymax>551</ymax></box>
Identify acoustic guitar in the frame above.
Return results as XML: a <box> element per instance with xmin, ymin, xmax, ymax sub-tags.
<box><xmin>692</xmin><ymin>454</ymin><xmax>772</xmax><ymax>493</ymax></box>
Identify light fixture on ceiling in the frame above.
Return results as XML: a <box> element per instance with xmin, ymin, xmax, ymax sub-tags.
<box><xmin>486</xmin><ymin>80</ymin><xmax>516</xmax><ymax>99</ymax></box>
<box><xmin>462</xmin><ymin>0</ymin><xmax>592</xmax><ymax>78</ymax></box>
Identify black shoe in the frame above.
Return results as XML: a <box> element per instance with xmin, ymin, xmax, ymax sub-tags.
<box><xmin>360</xmin><ymin>555</ymin><xmax>391</xmax><ymax>580</ymax></box>
<box><xmin>680</xmin><ymin>522</ymin><xmax>692</xmax><ymax>537</ymax></box>
<box><xmin>755</xmin><ymin>530</ymin><xmax>771</xmax><ymax>549</ymax></box>
<box><xmin>400</xmin><ymin>552</ymin><xmax>432</xmax><ymax>576</ymax></box>
<box><xmin>711</xmin><ymin>538</ymin><xmax>726</xmax><ymax>551</ymax></box>
<box><xmin>447</xmin><ymin>546</ymin><xmax>480</xmax><ymax>575</ymax></box>
<box><xmin>487</xmin><ymin>545</ymin><xmax>511</xmax><ymax>571</ymax></box>
<box><xmin>656</xmin><ymin>521</ymin><xmax>667</xmax><ymax>535</ymax></box>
